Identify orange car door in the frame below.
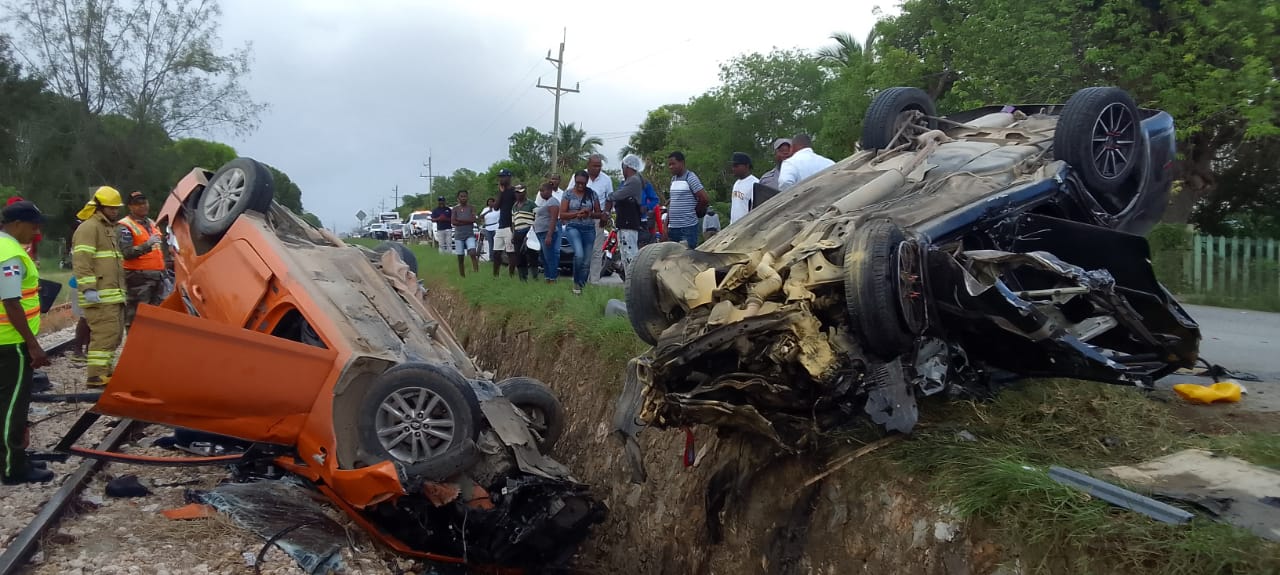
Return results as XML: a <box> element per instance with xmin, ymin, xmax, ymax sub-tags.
<box><xmin>185</xmin><ymin>238</ymin><xmax>273</xmax><ymax>328</ymax></box>
<box><xmin>95</xmin><ymin>304</ymin><xmax>339</xmax><ymax>445</ymax></box>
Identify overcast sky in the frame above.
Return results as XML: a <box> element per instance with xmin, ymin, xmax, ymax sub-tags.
<box><xmin>205</xmin><ymin>0</ymin><xmax>884</xmax><ymax>229</ymax></box>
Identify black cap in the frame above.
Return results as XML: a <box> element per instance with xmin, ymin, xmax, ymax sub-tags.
<box><xmin>437</xmin><ymin>196</ymin><xmax>446</xmax><ymax>202</ymax></box>
<box><xmin>128</xmin><ymin>191</ymin><xmax>148</xmax><ymax>204</ymax></box>
<box><xmin>2</xmin><ymin>201</ymin><xmax>46</xmax><ymax>224</ymax></box>
<box><xmin>731</xmin><ymin>152</ymin><xmax>752</xmax><ymax>167</ymax></box>
<box><xmin>497</xmin><ymin>169</ymin><xmax>513</xmax><ymax>177</ymax></box>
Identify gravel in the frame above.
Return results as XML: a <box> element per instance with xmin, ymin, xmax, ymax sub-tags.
<box><xmin>1</xmin><ymin>331</ymin><xmax>404</xmax><ymax>574</ymax></box>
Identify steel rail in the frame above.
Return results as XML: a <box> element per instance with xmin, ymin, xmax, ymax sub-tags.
<box><xmin>0</xmin><ymin>418</ymin><xmax>137</xmax><ymax>575</ymax></box>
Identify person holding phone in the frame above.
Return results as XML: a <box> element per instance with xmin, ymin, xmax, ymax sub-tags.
<box><xmin>559</xmin><ymin>170</ymin><xmax>601</xmax><ymax>295</ymax></box>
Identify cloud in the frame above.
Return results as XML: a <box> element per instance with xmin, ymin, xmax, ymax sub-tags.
<box><xmin>203</xmin><ymin>0</ymin><xmax>881</xmax><ymax>229</ymax></box>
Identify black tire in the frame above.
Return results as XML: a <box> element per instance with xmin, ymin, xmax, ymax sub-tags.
<box><xmin>600</xmin><ymin>252</ymin><xmax>614</xmax><ymax>277</ymax></box>
<box><xmin>626</xmin><ymin>241</ymin><xmax>686</xmax><ymax>345</ymax></box>
<box><xmin>375</xmin><ymin>241</ymin><xmax>418</xmax><ymax>275</ymax></box>
<box><xmin>861</xmin><ymin>87</ymin><xmax>938</xmax><ymax>150</ymax></box>
<box><xmin>844</xmin><ymin>220</ymin><xmax>916</xmax><ymax>360</ymax></box>
<box><xmin>358</xmin><ymin>364</ymin><xmax>480</xmax><ymax>481</ymax></box>
<box><xmin>191</xmin><ymin>158</ymin><xmax>274</xmax><ymax>241</ymax></box>
<box><xmin>497</xmin><ymin>377</ymin><xmax>566</xmax><ymax>451</ymax></box>
<box><xmin>1054</xmin><ymin>86</ymin><xmax>1143</xmax><ymax>195</ymax></box>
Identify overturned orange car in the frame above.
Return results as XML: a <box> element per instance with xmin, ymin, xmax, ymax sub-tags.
<box><xmin>57</xmin><ymin>158</ymin><xmax>604</xmax><ymax>570</ymax></box>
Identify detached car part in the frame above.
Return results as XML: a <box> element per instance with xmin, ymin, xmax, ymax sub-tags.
<box><xmin>614</xmin><ymin>86</ymin><xmax>1200</xmax><ymax>480</ymax></box>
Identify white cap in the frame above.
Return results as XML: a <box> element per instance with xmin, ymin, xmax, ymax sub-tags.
<box><xmin>621</xmin><ymin>154</ymin><xmax>645</xmax><ymax>172</ymax></box>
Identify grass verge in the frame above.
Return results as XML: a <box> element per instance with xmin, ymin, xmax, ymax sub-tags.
<box><xmin>353</xmin><ymin>238</ymin><xmax>1280</xmax><ymax>574</ymax></box>
<box><xmin>895</xmin><ymin>381</ymin><xmax>1280</xmax><ymax>574</ymax></box>
<box><xmin>354</xmin><ymin>239</ymin><xmax>646</xmax><ymax>364</ymax></box>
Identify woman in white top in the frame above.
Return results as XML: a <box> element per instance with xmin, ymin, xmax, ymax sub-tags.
<box><xmin>479</xmin><ymin>197</ymin><xmax>500</xmax><ymax>259</ymax></box>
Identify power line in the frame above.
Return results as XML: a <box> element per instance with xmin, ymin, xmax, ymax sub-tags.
<box><xmin>475</xmin><ymin>58</ymin><xmax>546</xmax><ymax>138</ymax></box>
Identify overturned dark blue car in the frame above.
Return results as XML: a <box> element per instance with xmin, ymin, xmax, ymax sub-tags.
<box><xmin>614</xmin><ymin>86</ymin><xmax>1200</xmax><ymax>467</ymax></box>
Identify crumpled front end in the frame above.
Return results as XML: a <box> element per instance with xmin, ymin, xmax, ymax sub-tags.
<box><xmin>614</xmin><ymin>208</ymin><xmax>1200</xmax><ymax>483</ymax></box>
<box><xmin>367</xmin><ymin>380</ymin><xmax>607</xmax><ymax>571</ymax></box>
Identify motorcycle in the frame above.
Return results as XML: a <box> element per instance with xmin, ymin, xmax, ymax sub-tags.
<box><xmin>599</xmin><ymin>228</ymin><xmax>626</xmax><ymax>281</ymax></box>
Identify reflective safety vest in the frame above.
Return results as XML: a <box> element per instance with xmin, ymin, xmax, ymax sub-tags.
<box><xmin>119</xmin><ymin>216</ymin><xmax>164</xmax><ymax>271</ymax></box>
<box><xmin>0</xmin><ymin>235</ymin><xmax>40</xmax><ymax>344</ymax></box>
<box><xmin>71</xmin><ymin>212</ymin><xmax>126</xmax><ymax>307</ymax></box>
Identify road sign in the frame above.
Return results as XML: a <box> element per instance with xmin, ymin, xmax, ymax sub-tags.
<box><xmin>356</xmin><ymin>210</ymin><xmax>367</xmax><ymax>222</ymax></box>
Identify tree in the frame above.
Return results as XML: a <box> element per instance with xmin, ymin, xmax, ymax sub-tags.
<box><xmin>554</xmin><ymin>123</ymin><xmax>602</xmax><ymax>172</ymax></box>
<box><xmin>715</xmin><ymin>50</ymin><xmax>828</xmax><ymax>153</ymax></box>
<box><xmin>301</xmin><ymin>212</ymin><xmax>322</xmax><ymax>228</ymax></box>
<box><xmin>508</xmin><ymin>126</ymin><xmax>552</xmax><ymax>178</ymax></box>
<box><xmin>263</xmin><ymin>164</ymin><xmax>303</xmax><ymax>214</ymax></box>
<box><xmin>170</xmin><ymin>138</ymin><xmax>236</xmax><ymax>177</ymax></box>
<box><xmin>868</xmin><ymin>0</ymin><xmax>1280</xmax><ymax>224</ymax></box>
<box><xmin>6</xmin><ymin>0</ymin><xmax>266</xmax><ymax>136</ymax></box>
<box><xmin>816</xmin><ymin>31</ymin><xmax>878</xmax><ymax>69</ymax></box>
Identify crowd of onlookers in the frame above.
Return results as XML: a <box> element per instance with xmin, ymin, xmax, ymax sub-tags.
<box><xmin>418</xmin><ymin>133</ymin><xmax>833</xmax><ymax>295</ymax></box>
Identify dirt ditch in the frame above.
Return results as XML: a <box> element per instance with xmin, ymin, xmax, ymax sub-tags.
<box><xmin>432</xmin><ymin>288</ymin><xmax>999</xmax><ymax>575</ymax></box>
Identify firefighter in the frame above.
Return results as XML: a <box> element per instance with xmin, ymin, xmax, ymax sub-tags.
<box><xmin>0</xmin><ymin>201</ymin><xmax>52</xmax><ymax>484</ymax></box>
<box><xmin>118</xmin><ymin>191</ymin><xmax>165</xmax><ymax>329</ymax></box>
<box><xmin>72</xmin><ymin>186</ymin><xmax>126</xmax><ymax>387</ymax></box>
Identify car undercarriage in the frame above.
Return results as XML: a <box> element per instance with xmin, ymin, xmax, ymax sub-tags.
<box><xmin>613</xmin><ymin>87</ymin><xmax>1201</xmax><ymax>480</ymax></box>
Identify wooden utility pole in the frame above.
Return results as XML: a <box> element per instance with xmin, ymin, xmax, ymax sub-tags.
<box><xmin>391</xmin><ymin>185</ymin><xmax>399</xmax><ymax>210</ymax></box>
<box><xmin>537</xmin><ymin>29</ymin><xmax>579</xmax><ymax>172</ymax></box>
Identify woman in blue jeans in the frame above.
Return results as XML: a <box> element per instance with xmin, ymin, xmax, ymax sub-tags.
<box><xmin>533</xmin><ymin>182</ymin><xmax>561</xmax><ymax>283</ymax></box>
<box><xmin>559</xmin><ymin>170</ymin><xmax>601</xmax><ymax>295</ymax></box>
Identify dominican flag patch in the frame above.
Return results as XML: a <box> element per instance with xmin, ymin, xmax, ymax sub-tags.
<box><xmin>2</xmin><ymin>265</ymin><xmax>20</xmax><ymax>278</ymax></box>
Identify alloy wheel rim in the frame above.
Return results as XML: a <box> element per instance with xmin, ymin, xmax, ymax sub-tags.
<box><xmin>375</xmin><ymin>387</ymin><xmax>455</xmax><ymax>462</ymax></box>
<box><xmin>204</xmin><ymin>168</ymin><xmax>247</xmax><ymax>222</ymax></box>
<box><xmin>1090</xmin><ymin>103</ymin><xmax>1136</xmax><ymax>180</ymax></box>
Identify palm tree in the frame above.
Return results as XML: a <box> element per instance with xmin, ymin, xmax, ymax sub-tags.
<box><xmin>554</xmin><ymin>123</ymin><xmax>603</xmax><ymax>172</ymax></box>
<box><xmin>816</xmin><ymin>30</ymin><xmax>879</xmax><ymax>68</ymax></box>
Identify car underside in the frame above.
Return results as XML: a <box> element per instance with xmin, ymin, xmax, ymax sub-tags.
<box><xmin>613</xmin><ymin>87</ymin><xmax>1201</xmax><ymax>480</ymax></box>
<box><xmin>57</xmin><ymin>161</ymin><xmax>604</xmax><ymax>571</ymax></box>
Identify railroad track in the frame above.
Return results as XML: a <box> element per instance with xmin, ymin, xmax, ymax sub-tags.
<box><xmin>0</xmin><ymin>417</ymin><xmax>137</xmax><ymax>575</ymax></box>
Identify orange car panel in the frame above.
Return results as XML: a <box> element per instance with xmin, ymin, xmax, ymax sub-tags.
<box><xmin>96</xmin><ymin>304</ymin><xmax>338</xmax><ymax>445</ymax></box>
<box><xmin>185</xmin><ymin>238</ymin><xmax>273</xmax><ymax>327</ymax></box>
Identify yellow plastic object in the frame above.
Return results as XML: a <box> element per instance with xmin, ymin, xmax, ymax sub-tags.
<box><xmin>1172</xmin><ymin>381</ymin><xmax>1243</xmax><ymax>404</ymax></box>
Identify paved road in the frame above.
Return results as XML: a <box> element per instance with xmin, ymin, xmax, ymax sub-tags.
<box><xmin>1182</xmin><ymin>304</ymin><xmax>1280</xmax><ymax>381</ymax></box>
<box><xmin>1159</xmin><ymin>304</ymin><xmax>1280</xmax><ymax>413</ymax></box>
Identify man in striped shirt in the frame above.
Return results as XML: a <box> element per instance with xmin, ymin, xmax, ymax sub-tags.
<box><xmin>665</xmin><ymin>151</ymin><xmax>709</xmax><ymax>249</ymax></box>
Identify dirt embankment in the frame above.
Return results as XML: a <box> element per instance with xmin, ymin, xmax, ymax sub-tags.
<box><xmin>431</xmin><ymin>288</ymin><xmax>1000</xmax><ymax>575</ymax></box>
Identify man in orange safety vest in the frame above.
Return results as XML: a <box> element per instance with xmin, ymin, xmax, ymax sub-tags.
<box><xmin>117</xmin><ymin>191</ymin><xmax>166</xmax><ymax>329</ymax></box>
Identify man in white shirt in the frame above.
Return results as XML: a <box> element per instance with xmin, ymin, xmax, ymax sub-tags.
<box><xmin>729</xmin><ymin>152</ymin><xmax>759</xmax><ymax>225</ymax></box>
<box><xmin>778</xmin><ymin>133</ymin><xmax>835</xmax><ymax>191</ymax></box>
<box><xmin>584</xmin><ymin>154</ymin><xmax>613</xmax><ymax>281</ymax></box>
<box><xmin>546</xmin><ymin>173</ymin><xmax>566</xmax><ymax>204</ymax></box>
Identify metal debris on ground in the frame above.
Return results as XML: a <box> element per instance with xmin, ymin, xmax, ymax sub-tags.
<box><xmin>197</xmin><ymin>480</ymin><xmax>348</xmax><ymax>574</ymax></box>
<box><xmin>1048</xmin><ymin>466</ymin><xmax>1193</xmax><ymax>525</ymax></box>
<box><xmin>1101</xmin><ymin>449</ymin><xmax>1280</xmax><ymax>541</ymax></box>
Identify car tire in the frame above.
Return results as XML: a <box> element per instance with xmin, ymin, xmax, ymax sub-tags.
<box><xmin>1054</xmin><ymin>87</ymin><xmax>1142</xmax><ymax>196</ymax></box>
<box><xmin>626</xmin><ymin>241</ymin><xmax>686</xmax><ymax>345</ymax></box>
<box><xmin>375</xmin><ymin>241</ymin><xmax>418</xmax><ymax>275</ymax></box>
<box><xmin>497</xmin><ymin>377</ymin><xmax>565</xmax><ymax>451</ymax></box>
<box><xmin>844</xmin><ymin>220</ymin><xmax>916</xmax><ymax>360</ymax></box>
<box><xmin>191</xmin><ymin>158</ymin><xmax>274</xmax><ymax>242</ymax></box>
<box><xmin>861</xmin><ymin>87</ymin><xmax>938</xmax><ymax>150</ymax></box>
<box><xmin>358</xmin><ymin>364</ymin><xmax>480</xmax><ymax>481</ymax></box>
